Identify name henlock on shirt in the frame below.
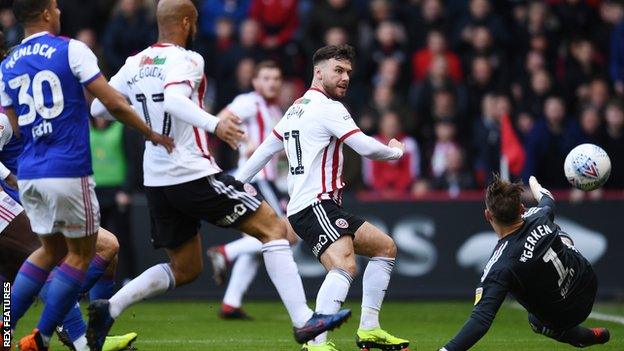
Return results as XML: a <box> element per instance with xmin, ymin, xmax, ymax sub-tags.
<box><xmin>4</xmin><ymin>43</ymin><xmax>57</xmax><ymax>69</ymax></box>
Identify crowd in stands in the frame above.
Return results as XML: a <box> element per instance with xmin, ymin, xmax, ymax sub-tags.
<box><xmin>1</xmin><ymin>0</ymin><xmax>623</xmax><ymax>199</ymax></box>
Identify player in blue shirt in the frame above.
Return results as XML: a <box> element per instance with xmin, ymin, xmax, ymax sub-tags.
<box><xmin>0</xmin><ymin>1</ymin><xmax>173</xmax><ymax>350</ymax></box>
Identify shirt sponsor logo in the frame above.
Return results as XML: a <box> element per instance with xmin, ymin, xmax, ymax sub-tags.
<box><xmin>217</xmin><ymin>204</ymin><xmax>247</xmax><ymax>226</ymax></box>
<box><xmin>335</xmin><ymin>218</ymin><xmax>348</xmax><ymax>229</ymax></box>
<box><xmin>139</xmin><ymin>55</ymin><xmax>167</xmax><ymax>66</ymax></box>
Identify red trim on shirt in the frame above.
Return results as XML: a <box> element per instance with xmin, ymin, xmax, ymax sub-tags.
<box><xmin>272</xmin><ymin>129</ymin><xmax>283</xmax><ymax>140</ymax></box>
<box><xmin>255</xmin><ymin>102</ymin><xmax>267</xmax><ymax>178</ymax></box>
<box><xmin>339</xmin><ymin>128</ymin><xmax>361</xmax><ymax>142</ymax></box>
<box><xmin>198</xmin><ymin>75</ymin><xmax>207</xmax><ymax>109</ymax></box>
<box><xmin>193</xmin><ymin>127</ymin><xmax>210</xmax><ymax>159</ymax></box>
<box><xmin>151</xmin><ymin>43</ymin><xmax>174</xmax><ymax>48</ymax></box>
<box><xmin>0</xmin><ymin>205</ymin><xmax>15</xmax><ymax>221</ymax></box>
<box><xmin>318</xmin><ymin>142</ymin><xmax>330</xmax><ymax>199</ymax></box>
<box><xmin>331</xmin><ymin>139</ymin><xmax>342</xmax><ymax>189</ymax></box>
<box><xmin>164</xmin><ymin>80</ymin><xmax>192</xmax><ymax>90</ymax></box>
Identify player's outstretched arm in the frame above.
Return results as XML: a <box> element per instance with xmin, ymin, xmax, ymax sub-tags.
<box><xmin>343</xmin><ymin>132</ymin><xmax>404</xmax><ymax>161</ymax></box>
<box><xmin>529</xmin><ymin>175</ymin><xmax>555</xmax><ymax>213</ymax></box>
<box><xmin>441</xmin><ymin>278</ymin><xmax>508</xmax><ymax>351</ymax></box>
<box><xmin>86</xmin><ymin>76</ymin><xmax>174</xmax><ymax>153</ymax></box>
<box><xmin>163</xmin><ymin>83</ymin><xmax>244</xmax><ymax>149</ymax></box>
<box><xmin>236</xmin><ymin>132</ymin><xmax>283</xmax><ymax>183</ymax></box>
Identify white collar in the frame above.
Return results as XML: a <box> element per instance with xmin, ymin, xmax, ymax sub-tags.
<box><xmin>21</xmin><ymin>31</ymin><xmax>50</xmax><ymax>44</ymax></box>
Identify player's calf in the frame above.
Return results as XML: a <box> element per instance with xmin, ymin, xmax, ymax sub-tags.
<box><xmin>166</xmin><ymin>235</ymin><xmax>203</xmax><ymax>286</ymax></box>
<box><xmin>529</xmin><ymin>315</ymin><xmax>610</xmax><ymax>347</ymax></box>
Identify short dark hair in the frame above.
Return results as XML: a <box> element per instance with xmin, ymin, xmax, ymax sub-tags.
<box><xmin>253</xmin><ymin>60</ymin><xmax>281</xmax><ymax>78</ymax></box>
<box><xmin>13</xmin><ymin>0</ymin><xmax>51</xmax><ymax>24</ymax></box>
<box><xmin>485</xmin><ymin>175</ymin><xmax>524</xmax><ymax>225</ymax></box>
<box><xmin>312</xmin><ymin>44</ymin><xmax>355</xmax><ymax>66</ymax></box>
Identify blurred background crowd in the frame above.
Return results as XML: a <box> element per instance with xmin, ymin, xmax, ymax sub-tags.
<box><xmin>1</xmin><ymin>0</ymin><xmax>623</xmax><ymax>198</ymax></box>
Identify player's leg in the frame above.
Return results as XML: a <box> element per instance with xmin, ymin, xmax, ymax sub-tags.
<box><xmin>213</xmin><ymin>180</ymin><xmax>286</xmax><ymax>317</ymax></box>
<box><xmin>304</xmin><ymin>235</ymin><xmax>356</xmax><ymax>348</ymax></box>
<box><xmin>236</xmin><ymin>202</ymin><xmax>351</xmax><ymax>343</ymax></box>
<box><xmin>528</xmin><ymin>314</ymin><xmax>610</xmax><ymax>347</ymax></box>
<box><xmin>353</xmin><ymin>222</ymin><xmax>408</xmax><ymax>351</ymax></box>
<box><xmin>220</xmin><ymin>252</ymin><xmax>259</xmax><ymax>319</ymax></box>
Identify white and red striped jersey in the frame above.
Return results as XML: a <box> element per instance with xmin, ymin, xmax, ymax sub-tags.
<box><xmin>107</xmin><ymin>43</ymin><xmax>221</xmax><ymax>186</ymax></box>
<box><xmin>273</xmin><ymin>89</ymin><xmax>360</xmax><ymax>215</ymax></box>
<box><xmin>227</xmin><ymin>91</ymin><xmax>282</xmax><ymax>181</ymax></box>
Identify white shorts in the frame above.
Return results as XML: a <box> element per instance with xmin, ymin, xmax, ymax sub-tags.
<box><xmin>18</xmin><ymin>176</ymin><xmax>100</xmax><ymax>238</ymax></box>
<box><xmin>0</xmin><ymin>190</ymin><xmax>24</xmax><ymax>233</ymax></box>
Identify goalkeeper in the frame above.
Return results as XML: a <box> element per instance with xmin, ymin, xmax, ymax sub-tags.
<box><xmin>439</xmin><ymin>175</ymin><xmax>611</xmax><ymax>350</ymax></box>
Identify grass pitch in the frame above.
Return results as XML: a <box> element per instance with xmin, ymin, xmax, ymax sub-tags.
<box><xmin>14</xmin><ymin>301</ymin><xmax>624</xmax><ymax>350</ymax></box>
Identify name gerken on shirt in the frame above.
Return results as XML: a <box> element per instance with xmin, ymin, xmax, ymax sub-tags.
<box><xmin>520</xmin><ymin>224</ymin><xmax>554</xmax><ymax>262</ymax></box>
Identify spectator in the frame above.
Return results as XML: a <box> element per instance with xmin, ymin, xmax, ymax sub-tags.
<box><xmin>215</xmin><ymin>57</ymin><xmax>256</xmax><ymax>112</ymax></box>
<box><xmin>102</xmin><ymin>0</ymin><xmax>156</xmax><ymax>73</ymax></box>
<box><xmin>411</xmin><ymin>55</ymin><xmax>467</xmax><ymax>130</ymax></box>
<box><xmin>452</xmin><ymin>0</ymin><xmax>510</xmax><ymax>52</ymax></box>
<box><xmin>609</xmin><ymin>1</ymin><xmax>624</xmax><ymax>96</ymax></box>
<box><xmin>359</xmin><ymin>84</ymin><xmax>412</xmax><ymax>135</ymax></box>
<box><xmin>561</xmin><ymin>38</ymin><xmax>606</xmax><ymax>105</ymax></box>
<box><xmin>401</xmin><ymin>0</ymin><xmax>448</xmax><ymax>51</ymax></box>
<box><xmin>522</xmin><ymin>96</ymin><xmax>575</xmax><ymax>188</ymax></box>
<box><xmin>199</xmin><ymin>0</ymin><xmax>251</xmax><ymax>38</ymax></box>
<box><xmin>601</xmin><ymin>100</ymin><xmax>624</xmax><ymax>189</ymax></box>
<box><xmin>213</xmin><ymin>19</ymin><xmax>268</xmax><ymax>83</ymax></box>
<box><xmin>429</xmin><ymin>119</ymin><xmax>460</xmax><ymax>178</ymax></box>
<box><xmin>368</xmin><ymin>21</ymin><xmax>409</xmax><ymax>89</ymax></box>
<box><xmin>306</xmin><ymin>0</ymin><xmax>359</xmax><ymax>50</ymax></box>
<box><xmin>412</xmin><ymin>29</ymin><xmax>463</xmax><ymax>82</ymax></box>
<box><xmin>576</xmin><ymin>105</ymin><xmax>603</xmax><ymax>144</ymax></box>
<box><xmin>89</xmin><ymin>119</ymin><xmax>137</xmax><ymax>283</ymax></box>
<box><xmin>363</xmin><ymin>111</ymin><xmax>420</xmax><ymax>194</ymax></box>
<box><xmin>324</xmin><ymin>26</ymin><xmax>349</xmax><ymax>46</ymax></box>
<box><xmin>372</xmin><ymin>58</ymin><xmax>403</xmax><ymax>91</ymax></box>
<box><xmin>460</xmin><ymin>25</ymin><xmax>507</xmax><ymax>84</ymax></box>
<box><xmin>0</xmin><ymin>8</ymin><xmax>22</xmax><ymax>47</ymax></box>
<box><xmin>76</xmin><ymin>28</ymin><xmax>109</xmax><ymax>77</ymax></box>
<box><xmin>554</xmin><ymin>0</ymin><xmax>598</xmax><ymax>39</ymax></box>
<box><xmin>58</xmin><ymin>0</ymin><xmax>109</xmax><ymax>38</ymax></box>
<box><xmin>431</xmin><ymin>147</ymin><xmax>476</xmax><ymax>197</ymax></box>
<box><xmin>585</xmin><ymin>77</ymin><xmax>611</xmax><ymax>113</ymax></box>
<box><xmin>249</xmin><ymin>0</ymin><xmax>298</xmax><ymax>50</ymax></box>
<box><xmin>473</xmin><ymin>93</ymin><xmax>500</xmax><ymax>185</ymax></box>
<box><xmin>369</xmin><ymin>0</ymin><xmax>394</xmax><ymax>29</ymax></box>
<box><xmin>204</xmin><ymin>17</ymin><xmax>236</xmax><ymax>78</ymax></box>
<box><xmin>466</xmin><ymin>56</ymin><xmax>500</xmax><ymax>121</ymax></box>
<box><xmin>519</xmin><ymin>68</ymin><xmax>554</xmax><ymax>118</ymax></box>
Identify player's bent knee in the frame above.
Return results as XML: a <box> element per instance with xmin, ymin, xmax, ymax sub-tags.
<box><xmin>96</xmin><ymin>229</ymin><xmax>120</xmax><ymax>260</ymax></box>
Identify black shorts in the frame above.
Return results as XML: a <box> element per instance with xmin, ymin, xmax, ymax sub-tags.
<box><xmin>145</xmin><ymin>173</ymin><xmax>264</xmax><ymax>249</ymax></box>
<box><xmin>288</xmin><ymin>200</ymin><xmax>365</xmax><ymax>258</ymax></box>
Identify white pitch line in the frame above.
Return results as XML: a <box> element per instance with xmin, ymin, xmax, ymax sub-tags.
<box><xmin>588</xmin><ymin>311</ymin><xmax>624</xmax><ymax>325</ymax></box>
<box><xmin>507</xmin><ymin>303</ymin><xmax>624</xmax><ymax>326</ymax></box>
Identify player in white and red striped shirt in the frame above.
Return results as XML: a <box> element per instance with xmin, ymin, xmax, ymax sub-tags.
<box><xmin>206</xmin><ymin>61</ymin><xmax>298</xmax><ymax>319</ymax></box>
<box><xmin>237</xmin><ymin>45</ymin><xmax>410</xmax><ymax>351</ymax></box>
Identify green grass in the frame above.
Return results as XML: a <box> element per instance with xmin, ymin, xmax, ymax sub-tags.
<box><xmin>14</xmin><ymin>301</ymin><xmax>624</xmax><ymax>350</ymax></box>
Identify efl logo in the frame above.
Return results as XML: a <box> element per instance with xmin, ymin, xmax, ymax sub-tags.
<box><xmin>3</xmin><ymin>282</ymin><xmax>11</xmax><ymax>348</ymax></box>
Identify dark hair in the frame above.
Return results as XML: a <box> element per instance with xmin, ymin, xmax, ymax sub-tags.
<box><xmin>253</xmin><ymin>60</ymin><xmax>281</xmax><ymax>78</ymax></box>
<box><xmin>485</xmin><ymin>174</ymin><xmax>524</xmax><ymax>225</ymax></box>
<box><xmin>13</xmin><ymin>0</ymin><xmax>51</xmax><ymax>24</ymax></box>
<box><xmin>312</xmin><ymin>44</ymin><xmax>355</xmax><ymax>66</ymax></box>
<box><xmin>606</xmin><ymin>98</ymin><xmax>624</xmax><ymax>112</ymax></box>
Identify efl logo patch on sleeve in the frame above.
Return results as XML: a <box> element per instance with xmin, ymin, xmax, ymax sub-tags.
<box><xmin>474</xmin><ymin>287</ymin><xmax>483</xmax><ymax>305</ymax></box>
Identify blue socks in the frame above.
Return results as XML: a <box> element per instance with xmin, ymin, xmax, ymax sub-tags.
<box><xmin>89</xmin><ymin>275</ymin><xmax>115</xmax><ymax>301</ymax></box>
<box><xmin>37</xmin><ymin>263</ymin><xmax>85</xmax><ymax>338</ymax></box>
<box><xmin>10</xmin><ymin>260</ymin><xmax>49</xmax><ymax>329</ymax></box>
<box><xmin>81</xmin><ymin>255</ymin><xmax>109</xmax><ymax>294</ymax></box>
